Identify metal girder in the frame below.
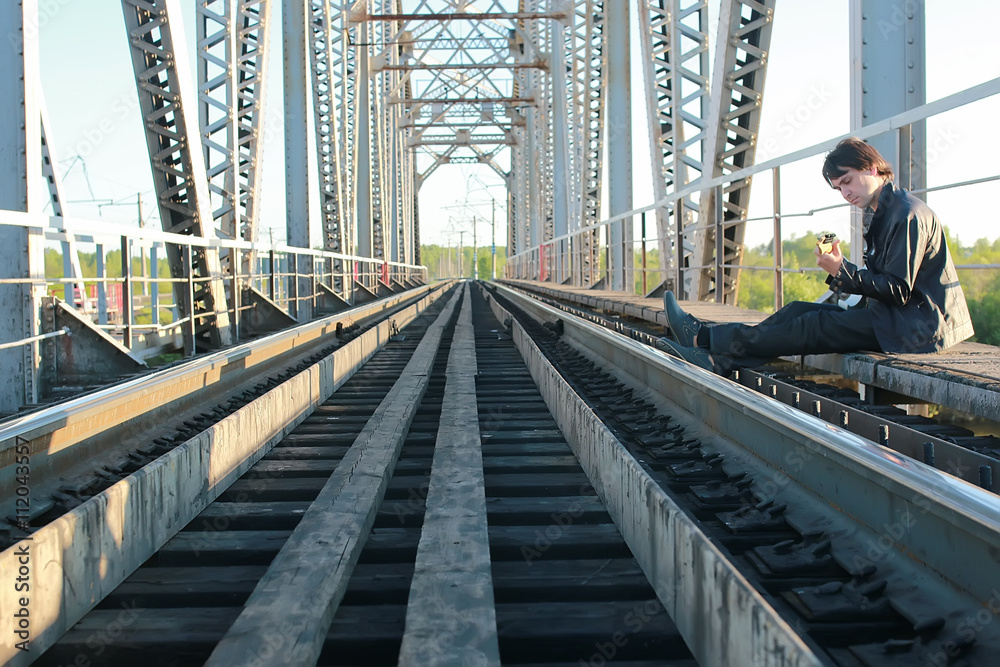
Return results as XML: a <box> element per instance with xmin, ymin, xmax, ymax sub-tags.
<box><xmin>569</xmin><ymin>0</ymin><xmax>605</xmax><ymax>286</ymax></box>
<box><xmin>381</xmin><ymin>0</ymin><xmax>409</xmax><ymax>266</ymax></box>
<box><xmin>331</xmin><ymin>3</ymin><xmax>354</xmax><ymax>253</ymax></box>
<box><xmin>197</xmin><ymin>1</ymin><xmax>238</xmax><ymax>239</ymax></box>
<box><xmin>370</xmin><ymin>5</ymin><xmax>389</xmax><ymax>267</ymax></box>
<box><xmin>197</xmin><ymin>0</ymin><xmax>271</xmax><ymax>271</ymax></box>
<box><xmin>357</xmin><ymin>11</ymin><xmax>567</xmax><ymax>21</ymax></box>
<box><xmin>121</xmin><ymin>0</ymin><xmax>232</xmax><ymax>350</ymax></box>
<box><xmin>233</xmin><ymin>1</ymin><xmax>271</xmax><ymax>248</ymax></box>
<box><xmin>636</xmin><ymin>0</ymin><xmax>710</xmax><ymax>292</ymax></box>
<box><xmin>390</xmin><ymin>0</ymin><xmax>530</xmax><ymax>252</ymax></box>
<box><xmin>1</xmin><ymin>0</ymin><xmax>43</xmax><ymax>413</ymax></box>
<box><xmin>309</xmin><ymin>0</ymin><xmax>348</xmax><ymax>291</ymax></box>
<box><xmin>695</xmin><ymin>0</ymin><xmax>775</xmax><ymax>303</ymax></box>
<box><xmin>849</xmin><ymin>0</ymin><xmax>926</xmax><ymax>265</ymax></box>
<box><xmin>605</xmin><ymin>0</ymin><xmax>633</xmax><ymax>291</ymax></box>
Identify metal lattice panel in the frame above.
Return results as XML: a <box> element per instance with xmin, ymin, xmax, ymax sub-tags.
<box><xmin>637</xmin><ymin>0</ymin><xmax>710</xmax><ymax>288</ymax></box>
<box><xmin>571</xmin><ymin>0</ymin><xmax>605</xmax><ymax>285</ymax></box>
<box><xmin>198</xmin><ymin>0</ymin><xmax>271</xmax><ymax>265</ymax></box>
<box><xmin>309</xmin><ymin>0</ymin><xmax>347</xmax><ymax>289</ymax></box>
<box><xmin>122</xmin><ymin>0</ymin><xmax>232</xmax><ymax>349</ymax></box>
<box><xmin>233</xmin><ymin>1</ymin><xmax>271</xmax><ymax>247</ymax></box>
<box><xmin>368</xmin><ymin>0</ymin><xmax>542</xmax><ymax>271</ymax></box>
<box><xmin>369</xmin><ymin>11</ymin><xmax>387</xmax><ymax>263</ymax></box>
<box><xmin>695</xmin><ymin>0</ymin><xmax>775</xmax><ymax>302</ymax></box>
<box><xmin>197</xmin><ymin>0</ymin><xmax>238</xmax><ymax>239</ymax></box>
<box><xmin>331</xmin><ymin>1</ymin><xmax>356</xmax><ymax>250</ymax></box>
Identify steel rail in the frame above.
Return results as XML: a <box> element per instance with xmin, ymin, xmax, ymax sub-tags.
<box><xmin>0</xmin><ymin>283</ymin><xmax>452</xmax><ymax>524</ymax></box>
<box><xmin>0</xmin><ymin>282</ymin><xmax>455</xmax><ymax>665</ymax></box>
<box><xmin>488</xmin><ymin>282</ymin><xmax>1000</xmax><ymax>666</ymax></box>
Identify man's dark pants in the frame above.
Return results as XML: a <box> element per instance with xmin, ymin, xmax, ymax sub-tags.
<box><xmin>709</xmin><ymin>301</ymin><xmax>881</xmax><ymax>367</ymax></box>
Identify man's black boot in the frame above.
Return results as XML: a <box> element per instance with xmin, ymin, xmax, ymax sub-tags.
<box><xmin>664</xmin><ymin>291</ymin><xmax>703</xmax><ymax>348</ymax></box>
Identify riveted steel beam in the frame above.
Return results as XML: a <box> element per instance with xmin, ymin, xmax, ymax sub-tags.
<box><xmin>122</xmin><ymin>0</ymin><xmax>232</xmax><ymax>350</ymax></box>
<box><xmin>637</xmin><ymin>0</ymin><xmax>710</xmax><ymax>295</ymax></box>
<box><xmin>695</xmin><ymin>0</ymin><xmax>775</xmax><ymax>303</ymax></box>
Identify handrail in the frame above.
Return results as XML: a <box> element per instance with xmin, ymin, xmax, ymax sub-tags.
<box><xmin>0</xmin><ymin>210</ymin><xmax>427</xmax><ymax>272</ymax></box>
<box><xmin>0</xmin><ymin>327</ymin><xmax>71</xmax><ymax>351</ymax></box>
<box><xmin>509</xmin><ymin>76</ymin><xmax>1000</xmax><ymax>260</ymax></box>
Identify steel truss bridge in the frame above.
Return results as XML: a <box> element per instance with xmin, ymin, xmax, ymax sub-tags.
<box><xmin>0</xmin><ymin>0</ymin><xmax>970</xmax><ymax>416</ymax></box>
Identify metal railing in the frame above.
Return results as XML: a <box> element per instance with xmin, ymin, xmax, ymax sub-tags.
<box><xmin>507</xmin><ymin>76</ymin><xmax>1000</xmax><ymax>309</ymax></box>
<box><xmin>0</xmin><ymin>211</ymin><xmax>427</xmax><ymax>355</ymax></box>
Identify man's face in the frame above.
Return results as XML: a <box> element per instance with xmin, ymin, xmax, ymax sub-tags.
<box><xmin>829</xmin><ymin>167</ymin><xmax>883</xmax><ymax>209</ymax></box>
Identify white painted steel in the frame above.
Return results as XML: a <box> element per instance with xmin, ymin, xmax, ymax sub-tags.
<box><xmin>694</xmin><ymin>0</ymin><xmax>775</xmax><ymax>303</ymax></box>
<box><xmin>355</xmin><ymin>15</ymin><xmax>375</xmax><ymax>261</ymax></box>
<box><xmin>283</xmin><ymin>0</ymin><xmax>312</xmax><ymax>253</ymax></box>
<box><xmin>606</xmin><ymin>0</ymin><xmax>633</xmax><ymax>292</ymax></box>
<box><xmin>0</xmin><ymin>283</ymin><xmax>447</xmax><ymax>522</ymax></box>
<box><xmin>550</xmin><ymin>16</ymin><xmax>570</xmax><ymax>285</ymax></box>
<box><xmin>508</xmin><ymin>76</ymin><xmax>1000</xmax><ymax>262</ymax></box>
<box><xmin>0</xmin><ymin>0</ymin><xmax>42</xmax><ymax>414</ymax></box>
<box><xmin>0</xmin><ymin>284</ymin><xmax>452</xmax><ymax>666</ymax></box>
<box><xmin>310</xmin><ymin>0</ymin><xmax>348</xmax><ymax>293</ymax></box>
<box><xmin>121</xmin><ymin>0</ymin><xmax>232</xmax><ymax>348</ymax></box>
<box><xmin>484</xmin><ymin>285</ymin><xmax>823</xmax><ymax>666</ymax></box>
<box><xmin>636</xmin><ymin>0</ymin><xmax>710</xmax><ymax>288</ymax></box>
<box><xmin>491</xmin><ymin>283</ymin><xmax>1000</xmax><ymax>662</ymax></box>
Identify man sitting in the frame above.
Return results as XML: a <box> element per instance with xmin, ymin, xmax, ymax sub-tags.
<box><xmin>656</xmin><ymin>137</ymin><xmax>974</xmax><ymax>376</ymax></box>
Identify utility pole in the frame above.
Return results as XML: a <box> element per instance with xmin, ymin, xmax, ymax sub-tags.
<box><xmin>138</xmin><ymin>192</ymin><xmax>146</xmax><ymax>296</ymax></box>
<box><xmin>472</xmin><ymin>216</ymin><xmax>478</xmax><ymax>281</ymax></box>
<box><xmin>459</xmin><ymin>231</ymin><xmax>464</xmax><ymax>277</ymax></box>
<box><xmin>491</xmin><ymin>199</ymin><xmax>496</xmax><ymax>280</ymax></box>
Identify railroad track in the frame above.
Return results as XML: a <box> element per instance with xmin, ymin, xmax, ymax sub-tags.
<box><xmin>3</xmin><ymin>281</ymin><xmax>999</xmax><ymax>666</ymax></box>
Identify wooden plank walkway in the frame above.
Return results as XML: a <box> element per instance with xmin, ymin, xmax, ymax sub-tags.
<box><xmin>502</xmin><ymin>279</ymin><xmax>1000</xmax><ymax>422</ymax></box>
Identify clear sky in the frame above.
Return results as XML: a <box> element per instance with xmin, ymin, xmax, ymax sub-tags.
<box><xmin>34</xmin><ymin>1</ymin><xmax>1000</xmax><ymax>258</ymax></box>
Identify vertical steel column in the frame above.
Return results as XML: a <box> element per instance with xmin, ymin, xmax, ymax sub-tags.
<box><xmin>198</xmin><ymin>0</ymin><xmax>239</xmax><ymax>242</ymax></box>
<box><xmin>849</xmin><ymin>0</ymin><xmax>926</xmax><ymax>263</ymax></box>
<box><xmin>368</xmin><ymin>14</ymin><xmax>387</xmax><ymax>276</ymax></box>
<box><xmin>568</xmin><ymin>1</ymin><xmax>605</xmax><ymax>286</ymax></box>
<box><xmin>283</xmin><ymin>0</ymin><xmax>312</xmax><ymax>319</ymax></box>
<box><xmin>234</xmin><ymin>0</ymin><xmax>272</xmax><ymax>257</ymax></box>
<box><xmin>96</xmin><ymin>245</ymin><xmax>107</xmax><ymax>325</ymax></box>
<box><xmin>309</xmin><ymin>0</ymin><xmax>347</xmax><ymax>294</ymax></box>
<box><xmin>525</xmin><ymin>99</ymin><xmax>541</xmax><ymax>278</ymax></box>
<box><xmin>606</xmin><ymin>0</ymin><xmax>633</xmax><ymax>292</ymax></box>
<box><xmin>551</xmin><ymin>15</ymin><xmax>571</xmax><ymax>284</ymax></box>
<box><xmin>636</xmin><ymin>0</ymin><xmax>710</xmax><ymax>293</ymax></box>
<box><xmin>354</xmin><ymin>15</ymin><xmax>375</xmax><ymax>267</ymax></box>
<box><xmin>0</xmin><ymin>0</ymin><xmax>42</xmax><ymax>412</ymax></box>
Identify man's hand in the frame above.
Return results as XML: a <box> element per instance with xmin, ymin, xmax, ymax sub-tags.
<box><xmin>815</xmin><ymin>239</ymin><xmax>844</xmax><ymax>277</ymax></box>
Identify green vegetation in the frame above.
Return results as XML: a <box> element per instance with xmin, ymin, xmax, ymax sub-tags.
<box><xmin>735</xmin><ymin>231</ymin><xmax>1000</xmax><ymax>346</ymax></box>
<box><xmin>44</xmin><ymin>247</ymin><xmax>174</xmax><ymax>325</ymax></box>
<box><xmin>421</xmin><ymin>244</ymin><xmax>507</xmax><ymax>282</ymax></box>
<box><xmin>733</xmin><ymin>232</ymin><xmax>850</xmax><ymax>313</ymax></box>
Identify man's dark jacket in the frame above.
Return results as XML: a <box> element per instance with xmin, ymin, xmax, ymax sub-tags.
<box><xmin>826</xmin><ymin>181</ymin><xmax>974</xmax><ymax>353</ymax></box>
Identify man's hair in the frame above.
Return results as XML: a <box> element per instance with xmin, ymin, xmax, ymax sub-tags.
<box><xmin>821</xmin><ymin>137</ymin><xmax>894</xmax><ymax>186</ymax></box>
